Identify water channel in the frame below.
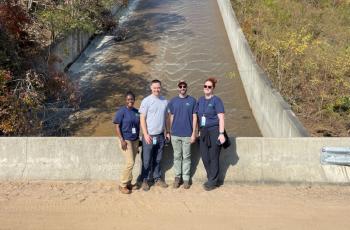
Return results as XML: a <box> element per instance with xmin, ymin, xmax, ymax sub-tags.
<box><xmin>68</xmin><ymin>0</ymin><xmax>261</xmax><ymax>137</ymax></box>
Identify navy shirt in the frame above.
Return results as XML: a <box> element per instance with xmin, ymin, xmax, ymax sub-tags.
<box><xmin>168</xmin><ymin>95</ymin><xmax>197</xmax><ymax>137</ymax></box>
<box><xmin>113</xmin><ymin>106</ymin><xmax>140</xmax><ymax>141</ymax></box>
<box><xmin>195</xmin><ymin>95</ymin><xmax>225</xmax><ymax>129</ymax></box>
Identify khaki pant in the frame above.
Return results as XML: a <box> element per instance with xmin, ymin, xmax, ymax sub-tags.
<box><xmin>119</xmin><ymin>140</ymin><xmax>139</xmax><ymax>187</ymax></box>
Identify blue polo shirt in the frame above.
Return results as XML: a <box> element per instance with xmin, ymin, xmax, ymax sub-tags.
<box><xmin>113</xmin><ymin>106</ymin><xmax>140</xmax><ymax>141</ymax></box>
<box><xmin>168</xmin><ymin>95</ymin><xmax>197</xmax><ymax>137</ymax></box>
<box><xmin>195</xmin><ymin>95</ymin><xmax>225</xmax><ymax>129</ymax></box>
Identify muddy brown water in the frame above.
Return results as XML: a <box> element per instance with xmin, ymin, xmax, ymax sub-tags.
<box><xmin>68</xmin><ymin>0</ymin><xmax>261</xmax><ymax>137</ymax></box>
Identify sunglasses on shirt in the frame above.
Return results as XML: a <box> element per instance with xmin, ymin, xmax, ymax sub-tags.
<box><xmin>203</xmin><ymin>85</ymin><xmax>213</xmax><ymax>89</ymax></box>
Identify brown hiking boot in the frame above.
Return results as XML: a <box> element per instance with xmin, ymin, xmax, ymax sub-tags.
<box><xmin>173</xmin><ymin>177</ymin><xmax>181</xmax><ymax>189</ymax></box>
<box><xmin>142</xmin><ymin>180</ymin><xmax>150</xmax><ymax>191</ymax></box>
<box><xmin>155</xmin><ymin>179</ymin><xmax>168</xmax><ymax>188</ymax></box>
<box><xmin>126</xmin><ymin>182</ymin><xmax>140</xmax><ymax>191</ymax></box>
<box><xmin>119</xmin><ymin>185</ymin><xmax>131</xmax><ymax>194</ymax></box>
<box><xmin>183</xmin><ymin>181</ymin><xmax>191</xmax><ymax>189</ymax></box>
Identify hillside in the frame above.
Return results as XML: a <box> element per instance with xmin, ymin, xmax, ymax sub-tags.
<box><xmin>232</xmin><ymin>0</ymin><xmax>350</xmax><ymax>136</ymax></box>
<box><xmin>0</xmin><ymin>0</ymin><xmax>122</xmax><ymax>136</ymax></box>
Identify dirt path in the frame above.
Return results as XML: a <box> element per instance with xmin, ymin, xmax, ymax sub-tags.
<box><xmin>1</xmin><ymin>182</ymin><xmax>349</xmax><ymax>230</ymax></box>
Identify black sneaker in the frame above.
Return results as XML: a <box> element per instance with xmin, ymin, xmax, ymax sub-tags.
<box><xmin>173</xmin><ymin>177</ymin><xmax>181</xmax><ymax>189</ymax></box>
<box><xmin>203</xmin><ymin>183</ymin><xmax>216</xmax><ymax>191</ymax></box>
<box><xmin>155</xmin><ymin>179</ymin><xmax>168</xmax><ymax>188</ymax></box>
<box><xmin>127</xmin><ymin>182</ymin><xmax>141</xmax><ymax>190</ymax></box>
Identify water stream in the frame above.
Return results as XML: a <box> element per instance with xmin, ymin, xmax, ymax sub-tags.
<box><xmin>68</xmin><ymin>0</ymin><xmax>261</xmax><ymax>137</ymax></box>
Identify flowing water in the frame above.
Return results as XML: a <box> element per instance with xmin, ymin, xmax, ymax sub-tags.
<box><xmin>68</xmin><ymin>0</ymin><xmax>261</xmax><ymax>137</ymax></box>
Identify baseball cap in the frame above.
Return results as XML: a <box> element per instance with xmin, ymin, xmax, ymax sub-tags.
<box><xmin>177</xmin><ymin>80</ymin><xmax>187</xmax><ymax>87</ymax></box>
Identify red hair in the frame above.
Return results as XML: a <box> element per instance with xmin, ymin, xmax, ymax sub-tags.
<box><xmin>205</xmin><ymin>77</ymin><xmax>217</xmax><ymax>88</ymax></box>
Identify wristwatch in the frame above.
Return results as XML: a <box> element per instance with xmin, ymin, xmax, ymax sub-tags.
<box><xmin>219</xmin><ymin>132</ymin><xmax>224</xmax><ymax>135</ymax></box>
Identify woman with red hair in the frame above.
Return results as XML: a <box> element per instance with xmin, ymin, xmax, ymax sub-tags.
<box><xmin>195</xmin><ymin>77</ymin><xmax>226</xmax><ymax>191</ymax></box>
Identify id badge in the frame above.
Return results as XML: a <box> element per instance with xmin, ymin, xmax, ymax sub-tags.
<box><xmin>152</xmin><ymin>137</ymin><xmax>157</xmax><ymax>145</ymax></box>
<box><xmin>201</xmin><ymin>116</ymin><xmax>206</xmax><ymax>127</ymax></box>
<box><xmin>132</xmin><ymin>127</ymin><xmax>136</xmax><ymax>134</ymax></box>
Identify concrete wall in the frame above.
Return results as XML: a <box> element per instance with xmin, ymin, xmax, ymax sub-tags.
<box><xmin>1</xmin><ymin>137</ymin><xmax>350</xmax><ymax>184</ymax></box>
<box><xmin>51</xmin><ymin>30</ymin><xmax>92</xmax><ymax>72</ymax></box>
<box><xmin>50</xmin><ymin>3</ymin><xmax>123</xmax><ymax>72</ymax></box>
<box><xmin>216</xmin><ymin>0</ymin><xmax>309</xmax><ymax>137</ymax></box>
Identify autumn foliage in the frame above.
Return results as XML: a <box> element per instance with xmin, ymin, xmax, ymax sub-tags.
<box><xmin>0</xmin><ymin>1</ymin><xmax>80</xmax><ymax>136</ymax></box>
<box><xmin>0</xmin><ymin>0</ymin><xmax>31</xmax><ymax>40</ymax></box>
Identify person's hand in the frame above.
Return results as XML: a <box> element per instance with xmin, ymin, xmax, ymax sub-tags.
<box><xmin>190</xmin><ymin>133</ymin><xmax>196</xmax><ymax>144</ymax></box>
<box><xmin>218</xmin><ymin>134</ymin><xmax>225</xmax><ymax>144</ymax></box>
<box><xmin>144</xmin><ymin>133</ymin><xmax>152</xmax><ymax>144</ymax></box>
<box><xmin>120</xmin><ymin>139</ymin><xmax>127</xmax><ymax>150</ymax></box>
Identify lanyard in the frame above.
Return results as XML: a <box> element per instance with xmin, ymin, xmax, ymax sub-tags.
<box><xmin>203</xmin><ymin>97</ymin><xmax>213</xmax><ymax>117</ymax></box>
<box><xmin>127</xmin><ymin>107</ymin><xmax>137</xmax><ymax>130</ymax></box>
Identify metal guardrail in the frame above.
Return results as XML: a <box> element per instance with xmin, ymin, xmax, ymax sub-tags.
<box><xmin>321</xmin><ymin>147</ymin><xmax>350</xmax><ymax>166</ymax></box>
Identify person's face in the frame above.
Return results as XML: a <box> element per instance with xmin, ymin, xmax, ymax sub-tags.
<box><xmin>151</xmin><ymin>82</ymin><xmax>161</xmax><ymax>96</ymax></box>
<box><xmin>203</xmin><ymin>81</ymin><xmax>214</xmax><ymax>94</ymax></box>
<box><xmin>178</xmin><ymin>84</ymin><xmax>187</xmax><ymax>95</ymax></box>
<box><xmin>125</xmin><ymin>95</ymin><xmax>135</xmax><ymax>107</ymax></box>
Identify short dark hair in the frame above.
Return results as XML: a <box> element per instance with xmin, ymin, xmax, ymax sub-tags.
<box><xmin>125</xmin><ymin>91</ymin><xmax>135</xmax><ymax>99</ymax></box>
<box><xmin>151</xmin><ymin>79</ymin><xmax>161</xmax><ymax>85</ymax></box>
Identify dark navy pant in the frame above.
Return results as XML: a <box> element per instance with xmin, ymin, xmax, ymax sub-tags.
<box><xmin>140</xmin><ymin>133</ymin><xmax>165</xmax><ymax>181</ymax></box>
<box><xmin>199</xmin><ymin>127</ymin><xmax>222</xmax><ymax>187</ymax></box>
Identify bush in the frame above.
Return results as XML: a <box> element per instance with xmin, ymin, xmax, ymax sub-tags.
<box><xmin>0</xmin><ymin>69</ymin><xmax>44</xmax><ymax>135</ymax></box>
<box><xmin>232</xmin><ymin>0</ymin><xmax>350</xmax><ymax>136</ymax></box>
<box><xmin>37</xmin><ymin>0</ymin><xmax>119</xmax><ymax>42</ymax></box>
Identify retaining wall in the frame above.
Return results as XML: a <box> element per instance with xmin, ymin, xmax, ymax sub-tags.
<box><xmin>217</xmin><ymin>0</ymin><xmax>309</xmax><ymax>137</ymax></box>
<box><xmin>50</xmin><ymin>3</ymin><xmax>123</xmax><ymax>72</ymax></box>
<box><xmin>1</xmin><ymin>137</ymin><xmax>349</xmax><ymax>184</ymax></box>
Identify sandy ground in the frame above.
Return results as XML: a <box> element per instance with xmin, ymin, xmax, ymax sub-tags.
<box><xmin>0</xmin><ymin>182</ymin><xmax>350</xmax><ymax>230</ymax></box>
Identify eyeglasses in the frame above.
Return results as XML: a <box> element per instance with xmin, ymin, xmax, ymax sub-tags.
<box><xmin>178</xmin><ymin>85</ymin><xmax>187</xmax><ymax>89</ymax></box>
<box><xmin>203</xmin><ymin>85</ymin><xmax>213</xmax><ymax>89</ymax></box>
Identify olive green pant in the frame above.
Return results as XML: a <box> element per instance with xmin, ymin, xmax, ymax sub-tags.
<box><xmin>171</xmin><ymin>136</ymin><xmax>191</xmax><ymax>182</ymax></box>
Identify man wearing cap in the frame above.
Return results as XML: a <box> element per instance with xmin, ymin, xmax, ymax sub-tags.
<box><xmin>168</xmin><ymin>80</ymin><xmax>197</xmax><ymax>189</ymax></box>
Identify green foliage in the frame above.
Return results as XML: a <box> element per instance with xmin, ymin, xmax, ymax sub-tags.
<box><xmin>325</xmin><ymin>96</ymin><xmax>350</xmax><ymax>113</ymax></box>
<box><xmin>37</xmin><ymin>0</ymin><xmax>118</xmax><ymax>42</ymax></box>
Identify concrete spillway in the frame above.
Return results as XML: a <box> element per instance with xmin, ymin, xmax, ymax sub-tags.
<box><xmin>68</xmin><ymin>0</ymin><xmax>261</xmax><ymax>137</ymax></box>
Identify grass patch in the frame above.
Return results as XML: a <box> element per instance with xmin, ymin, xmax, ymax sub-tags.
<box><xmin>232</xmin><ymin>0</ymin><xmax>350</xmax><ymax>136</ymax></box>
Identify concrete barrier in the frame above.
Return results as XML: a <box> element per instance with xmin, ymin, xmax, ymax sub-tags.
<box><xmin>216</xmin><ymin>0</ymin><xmax>309</xmax><ymax>137</ymax></box>
<box><xmin>1</xmin><ymin>137</ymin><xmax>349</xmax><ymax>184</ymax></box>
